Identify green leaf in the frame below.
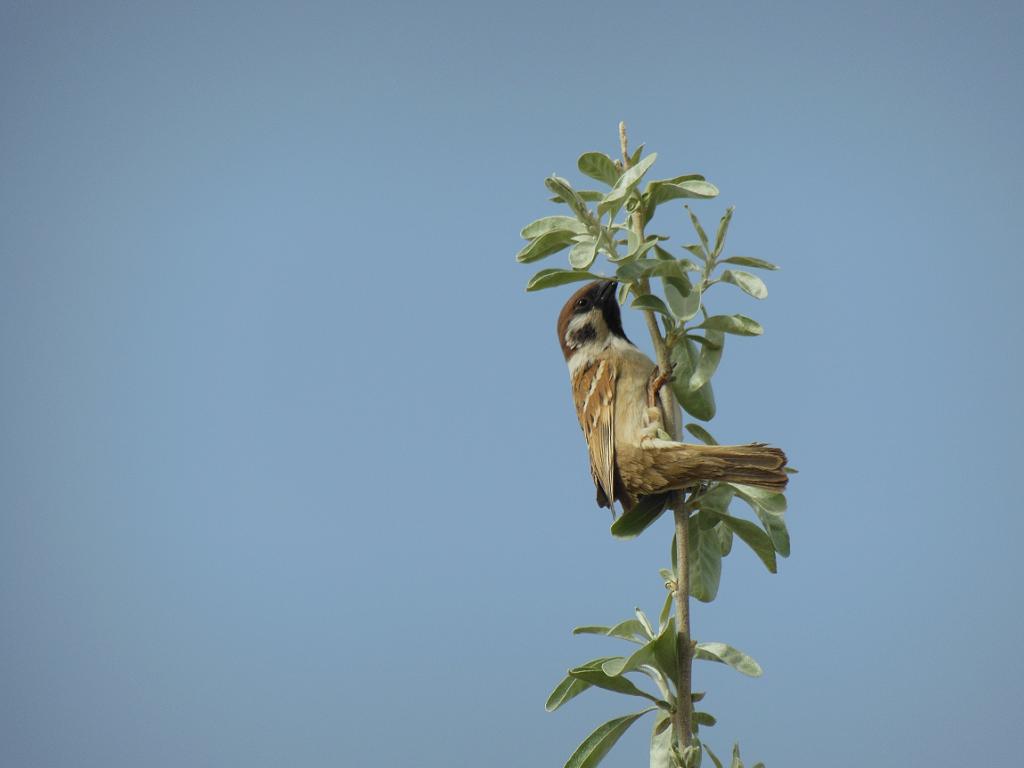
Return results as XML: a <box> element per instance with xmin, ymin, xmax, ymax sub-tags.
<box><xmin>544</xmin><ymin>675</ymin><xmax>593</xmax><ymax>712</ymax></box>
<box><xmin>576</xmin><ymin>655</ymin><xmax>626</xmax><ymax>670</ymax></box>
<box><xmin>548</xmin><ymin>657</ymin><xmax>628</xmax><ymax>711</ymax></box>
<box><xmin>602</xmin><ymin>620</ymin><xmax>678</xmax><ymax>683</ymax></box>
<box><xmin>550</xmin><ymin>190</ymin><xmax>606</xmax><ymax>203</ymax></box>
<box><xmin>712</xmin><ymin>207</ymin><xmax>733</xmax><ymax>260</ymax></box>
<box><xmin>754</xmin><ymin>507</ymin><xmax>789</xmax><ymax>558</ymax></box>
<box><xmin>650</xmin><ymin>620</ymin><xmax>680</xmax><ymax>684</ymax></box>
<box><xmin>728</xmin><ymin>484</ymin><xmax>787</xmax><ymax>514</ymax></box>
<box><xmin>527</xmin><ymin>268</ymin><xmax>601</xmax><ymax>292</ymax></box>
<box><xmin>716</xmin><ymin>513</ymin><xmax>777</xmax><ymax>573</ymax></box>
<box><xmin>617</xmin><ymin>282</ymin><xmax>631</xmax><ymax>305</ymax></box>
<box><xmin>545</xmin><ymin>176</ymin><xmax>593</xmax><ymax>221</ymax></box>
<box><xmin>684</xmin><ymin>333</ymin><xmax>721</xmax><ymax>350</ymax></box>
<box><xmin>689</xmin><ymin>330</ymin><xmax>724</xmax><ymax>392</ymax></box>
<box><xmin>665</xmin><ymin>281</ymin><xmax>701</xmax><ymax>321</ymax></box>
<box><xmin>720</xmin><ymin>270</ymin><xmax>767</xmax><ymax>300</ymax></box>
<box><xmin>654</xmin><ymin>244</ymin><xmax>672</xmax><ymax>261</ymax></box>
<box><xmin>658</xmin><ymin>590</ymin><xmax>673</xmax><ymax>633</ymax></box>
<box><xmin>716</xmin><ymin>522</ymin><xmax>734</xmax><ymax>556</ymax></box>
<box><xmin>700</xmin><ymin>491</ymin><xmax>737</xmax><ymax>558</ymax></box>
<box><xmin>546</xmin><ymin>655</ymin><xmax>632</xmax><ymax>711</ymax></box>
<box><xmin>568</xmin><ymin>666</ymin><xmax>665</xmax><ymax>706</ymax></box>
<box><xmin>645</xmin><ymin>173</ymin><xmax>706</xmax><ymax>191</ymax></box>
<box><xmin>696</xmin><ymin>484</ymin><xmax>734</xmax><ymax>514</ymax></box>
<box><xmin>681</xmin><ymin>743</ymin><xmax>703</xmax><ymax>768</ymax></box>
<box><xmin>686</xmin><ymin>206</ymin><xmax>710</xmax><ymax>253</ymax></box>
<box><xmin>644</xmin><ymin>180</ymin><xmax>720</xmax><ymax>222</ymax></box>
<box><xmin>631</xmin><ymin>294</ymin><xmax>672</xmax><ymax>316</ymax></box>
<box><xmin>610</xmin><ymin>493</ymin><xmax>670</xmax><ymax>539</ymax></box>
<box><xmin>654</xmin><ymin>245</ymin><xmax>687</xmax><ymax>264</ymax></box>
<box><xmin>689</xmin><ymin>514</ymin><xmax>722</xmax><ymax>603</ymax></box>
<box><xmin>516</xmin><ymin>229</ymin><xmax>576</xmax><ymax>263</ymax></box>
<box><xmin>693</xmin><ymin>711</ymin><xmax>717</xmax><ymax>728</ymax></box>
<box><xmin>704</xmin><ymin>743</ymin><xmax>725</xmax><ymax>768</ymax></box>
<box><xmin>728</xmin><ymin>484</ymin><xmax>789</xmax><ymax>557</ymax></box>
<box><xmin>600</xmin><ymin>153</ymin><xmax>658</xmax><ymax>211</ymax></box>
<box><xmin>685</xmin><ymin>423</ymin><xmax>718</xmax><ymax>445</ymax></box>
<box><xmin>578</xmin><ymin>152</ymin><xmax>620</xmax><ymax>186</ymax></box>
<box><xmin>635</xmin><ymin>608</ymin><xmax>656</xmax><ymax>639</ymax></box>
<box><xmin>677</xmin><ymin>180</ymin><xmax>719</xmax><ymax>198</ymax></box>
<box><xmin>731</xmin><ymin>743</ymin><xmax>744</xmax><ymax>768</ymax></box>
<box><xmin>695</xmin><ymin>642</ymin><xmax>763</xmax><ymax>677</ymax></box>
<box><xmin>697</xmin><ymin>315</ymin><xmax>763</xmax><ymax>336</ymax></box>
<box><xmin>615</xmin><ymin>259</ymin><xmax>692</xmax><ymax>293</ymax></box>
<box><xmin>670</xmin><ymin>337</ymin><xmax>716</xmax><ymax>421</ymax></box>
<box><xmin>546</xmin><ymin>674</ymin><xmax>592</xmax><ymax>712</ymax></box>
<box><xmin>563</xmin><ymin>710</ymin><xmax>654</xmax><ymax>768</ymax></box>
<box><xmin>520</xmin><ymin>216</ymin><xmax>589</xmax><ymax>239</ymax></box>
<box><xmin>624</xmin><ymin>229</ymin><xmax>641</xmax><ymax>255</ymax></box>
<box><xmin>644</xmin><ymin>175</ymin><xmax>713</xmax><ymax>225</ymax></box>
<box><xmin>683</xmin><ymin>243</ymin><xmax>708</xmax><ymax>262</ymax></box>
<box><xmin>597</xmin><ymin>199</ymin><xmax>626</xmax><ymax>220</ymax></box>
<box><xmin>650</xmin><ymin>712</ymin><xmax>674</xmax><ymax>768</ymax></box>
<box><xmin>621</xmin><ymin>235</ymin><xmax>663</xmax><ymax>263</ymax></box>
<box><xmin>569</xmin><ymin>238</ymin><xmax>598</xmax><ymax>269</ymax></box>
<box><xmin>573</xmin><ymin>619</ymin><xmax>649</xmax><ymax>644</ymax></box>
<box><xmin>720</xmin><ymin>256</ymin><xmax>779</xmax><ymax>271</ymax></box>
<box><xmin>614</xmin><ymin>259</ymin><xmax>647</xmax><ymax>283</ymax></box>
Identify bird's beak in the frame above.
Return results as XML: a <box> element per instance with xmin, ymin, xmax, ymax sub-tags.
<box><xmin>597</xmin><ymin>280</ymin><xmax>618</xmax><ymax>305</ymax></box>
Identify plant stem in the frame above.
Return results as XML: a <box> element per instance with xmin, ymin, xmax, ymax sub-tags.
<box><xmin>619</xmin><ymin>121</ymin><xmax>693</xmax><ymax>751</ymax></box>
<box><xmin>672</xmin><ymin>494</ymin><xmax>692</xmax><ymax>748</ymax></box>
<box><xmin>618</xmin><ymin>122</ymin><xmax>672</xmax><ymax>373</ymax></box>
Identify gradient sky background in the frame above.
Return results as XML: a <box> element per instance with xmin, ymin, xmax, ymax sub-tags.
<box><xmin>2</xmin><ymin>2</ymin><xmax>1022</xmax><ymax>766</ymax></box>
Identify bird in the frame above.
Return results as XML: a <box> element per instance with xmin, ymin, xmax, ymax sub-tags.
<box><xmin>558</xmin><ymin>280</ymin><xmax>788</xmax><ymax>514</ymax></box>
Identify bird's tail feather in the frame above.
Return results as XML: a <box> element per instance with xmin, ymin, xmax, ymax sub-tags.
<box><xmin>639</xmin><ymin>441</ymin><xmax>788</xmax><ymax>493</ymax></box>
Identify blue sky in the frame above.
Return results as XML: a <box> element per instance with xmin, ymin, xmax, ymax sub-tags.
<box><xmin>2</xmin><ymin>2</ymin><xmax>1022</xmax><ymax>766</ymax></box>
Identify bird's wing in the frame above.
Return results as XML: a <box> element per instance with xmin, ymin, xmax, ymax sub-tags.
<box><xmin>572</xmin><ymin>358</ymin><xmax>617</xmax><ymax>507</ymax></box>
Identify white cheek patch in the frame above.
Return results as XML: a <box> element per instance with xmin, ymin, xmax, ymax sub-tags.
<box><xmin>566</xmin><ymin>310</ymin><xmax>597</xmax><ymax>333</ymax></box>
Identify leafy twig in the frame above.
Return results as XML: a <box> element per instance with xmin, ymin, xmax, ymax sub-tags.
<box><xmin>620</xmin><ymin>121</ymin><xmax>693</xmax><ymax>754</ymax></box>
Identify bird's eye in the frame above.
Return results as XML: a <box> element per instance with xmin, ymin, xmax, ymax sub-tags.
<box><xmin>576</xmin><ymin>298</ymin><xmax>588</xmax><ymax>308</ymax></box>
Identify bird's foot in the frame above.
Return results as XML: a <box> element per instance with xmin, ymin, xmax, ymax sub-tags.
<box><xmin>646</xmin><ymin>364</ymin><xmax>675</xmax><ymax>408</ymax></box>
<box><xmin>640</xmin><ymin>407</ymin><xmax>672</xmax><ymax>444</ymax></box>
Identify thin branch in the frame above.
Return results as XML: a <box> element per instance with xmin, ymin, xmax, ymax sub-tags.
<box><xmin>619</xmin><ymin>121</ymin><xmax>693</xmax><ymax>751</ymax></box>
<box><xmin>672</xmin><ymin>496</ymin><xmax>693</xmax><ymax>748</ymax></box>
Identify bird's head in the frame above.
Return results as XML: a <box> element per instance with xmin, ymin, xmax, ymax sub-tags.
<box><xmin>557</xmin><ymin>280</ymin><xmax>631</xmax><ymax>362</ymax></box>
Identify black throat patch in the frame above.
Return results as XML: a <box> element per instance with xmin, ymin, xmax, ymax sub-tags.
<box><xmin>601</xmin><ymin>302</ymin><xmax>629</xmax><ymax>342</ymax></box>
<box><xmin>570</xmin><ymin>323</ymin><xmax>597</xmax><ymax>348</ymax></box>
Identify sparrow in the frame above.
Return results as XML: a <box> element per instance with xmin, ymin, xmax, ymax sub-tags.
<box><xmin>558</xmin><ymin>280</ymin><xmax>788</xmax><ymax>514</ymax></box>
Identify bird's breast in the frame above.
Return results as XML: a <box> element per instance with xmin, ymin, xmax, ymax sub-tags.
<box><xmin>613</xmin><ymin>352</ymin><xmax>656</xmax><ymax>448</ymax></box>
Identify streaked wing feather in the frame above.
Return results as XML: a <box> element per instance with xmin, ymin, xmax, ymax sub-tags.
<box><xmin>572</xmin><ymin>359</ymin><xmax>617</xmax><ymax>506</ymax></box>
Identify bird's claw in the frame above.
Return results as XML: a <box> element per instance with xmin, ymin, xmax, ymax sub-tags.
<box><xmin>647</xmin><ymin>363</ymin><xmax>675</xmax><ymax>407</ymax></box>
<box><xmin>641</xmin><ymin>407</ymin><xmax>672</xmax><ymax>444</ymax></box>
